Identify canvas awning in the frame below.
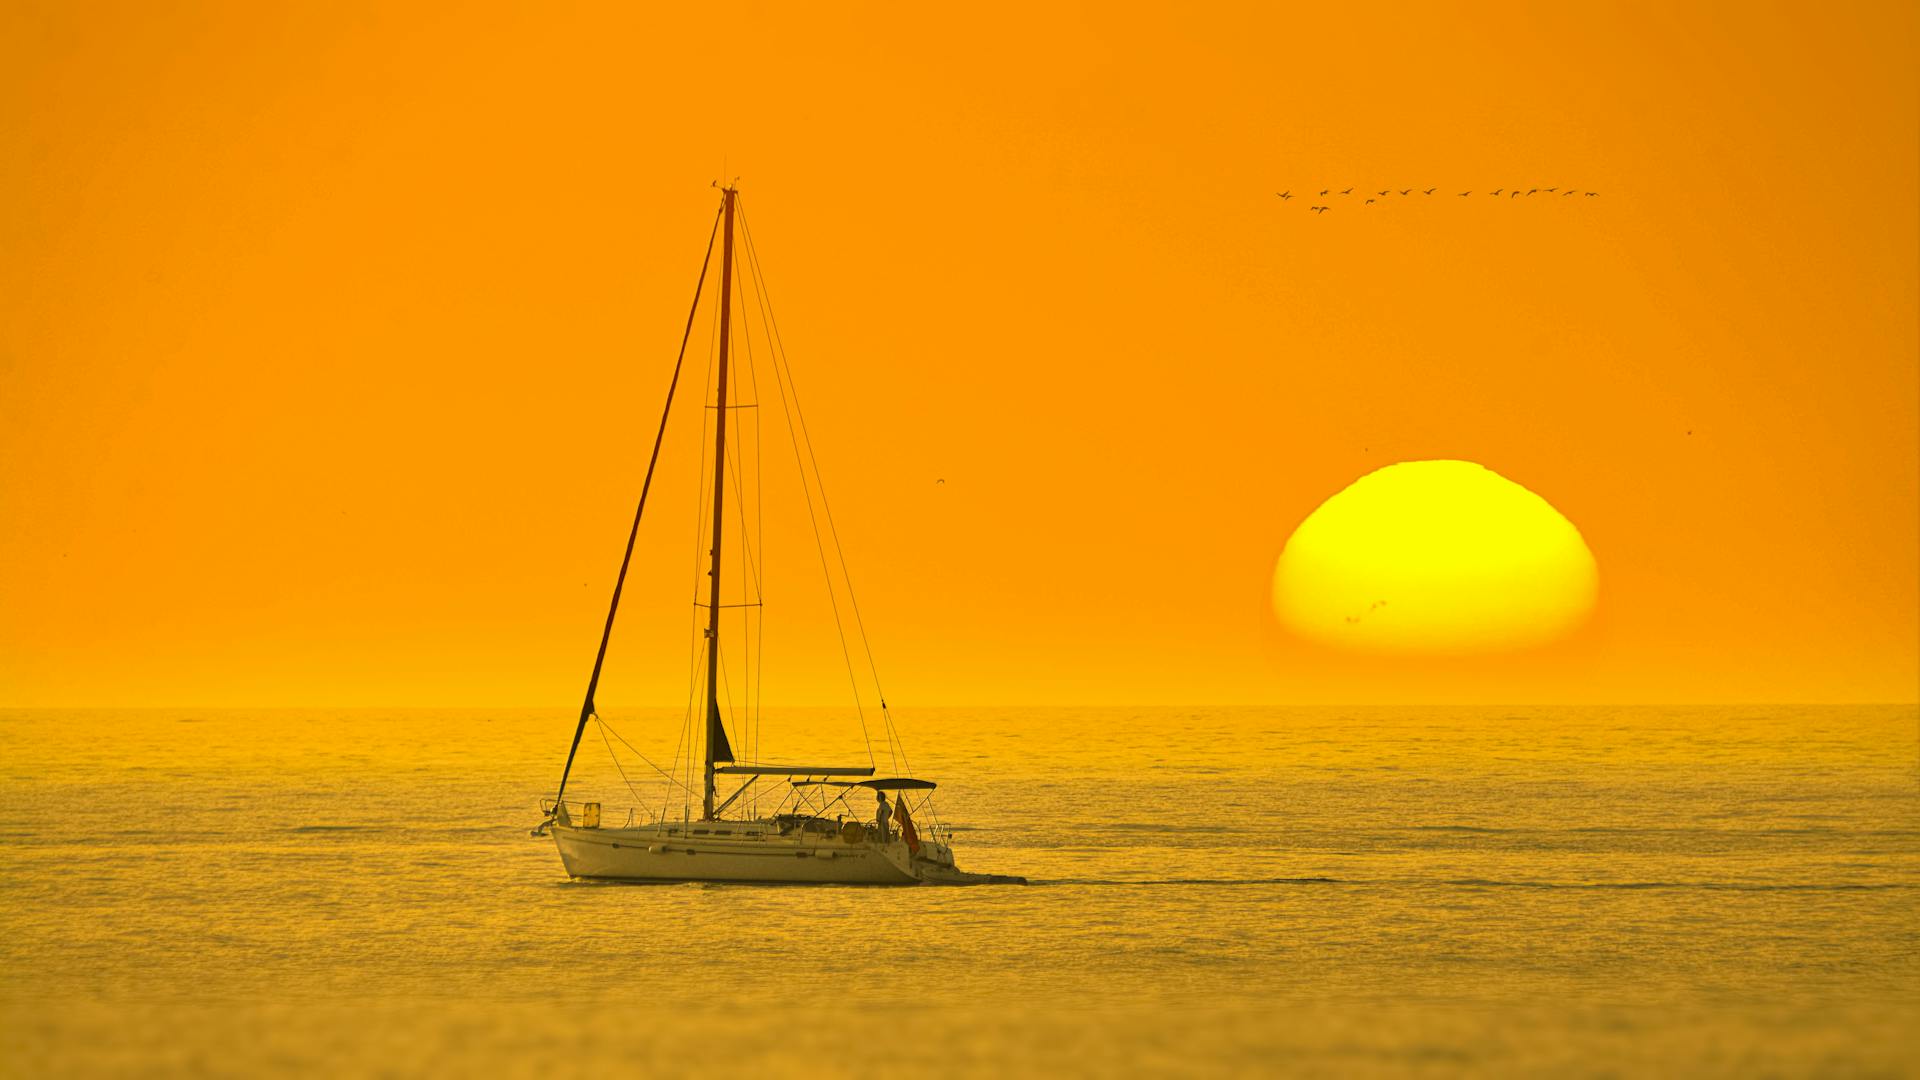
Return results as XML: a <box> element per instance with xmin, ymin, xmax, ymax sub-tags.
<box><xmin>713</xmin><ymin>764</ymin><xmax>876</xmax><ymax>777</ymax></box>
<box><xmin>791</xmin><ymin>778</ymin><xmax>937</xmax><ymax>791</ymax></box>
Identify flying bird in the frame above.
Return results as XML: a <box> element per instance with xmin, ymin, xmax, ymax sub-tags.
<box><xmin>1563</xmin><ymin>189</ymin><xmax>1577</xmax><ymax>196</ymax></box>
<box><xmin>1424</xmin><ymin>188</ymin><xmax>1437</xmax><ymax>195</ymax></box>
<box><xmin>1492</xmin><ymin>189</ymin><xmax>1503</xmax><ymax>196</ymax></box>
<box><xmin>936</xmin><ymin>478</ymin><xmax>945</xmax><ymax>484</ymax></box>
<box><xmin>1311</xmin><ymin>205</ymin><xmax>1330</xmax><ymax>214</ymax></box>
<box><xmin>1399</xmin><ymin>189</ymin><xmax>1412</xmax><ymax>196</ymax></box>
<box><xmin>1340</xmin><ymin>187</ymin><xmax>1354</xmax><ymax>195</ymax></box>
<box><xmin>1320</xmin><ymin>189</ymin><xmax>1330</xmax><ymax>196</ymax></box>
<box><xmin>1546</xmin><ymin>187</ymin><xmax>1558</xmax><ymax>193</ymax></box>
<box><xmin>1365</xmin><ymin>198</ymin><xmax>1376</xmax><ymax>204</ymax></box>
<box><xmin>1527</xmin><ymin>188</ymin><xmax>1538</xmax><ymax>195</ymax></box>
<box><xmin>1585</xmin><ymin>191</ymin><xmax>1598</xmax><ymax>196</ymax></box>
<box><xmin>1377</xmin><ymin>189</ymin><xmax>1390</xmax><ymax>196</ymax></box>
<box><xmin>1277</xmin><ymin>190</ymin><xmax>1292</xmax><ymax>199</ymax></box>
<box><xmin>1458</xmin><ymin>191</ymin><xmax>1471</xmax><ymax>196</ymax></box>
<box><xmin>1510</xmin><ymin>190</ymin><xmax>1520</xmax><ymax>197</ymax></box>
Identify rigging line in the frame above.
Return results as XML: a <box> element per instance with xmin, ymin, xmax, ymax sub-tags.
<box><xmin>554</xmin><ymin>206</ymin><xmax>722</xmax><ymax>809</ymax></box>
<box><xmin>752</xmin><ymin>326</ymin><xmax>766</xmax><ymax>810</ymax></box>
<box><xmin>724</xmin><ymin>258</ymin><xmax>767</xmax><ymax>604</ymax></box>
<box><xmin>728</xmin><ymin>253</ymin><xmax>778</xmax><ymax>784</ymax></box>
<box><xmin>727</xmin><ymin>260</ymin><xmax>758</xmax><ymax>783</ymax></box>
<box><xmin>751</xmin><ymin>503</ymin><xmax>763</xmax><ymax>807</ymax></box>
<box><xmin>734</xmin><ymin>205</ymin><xmax>857</xmax><ymax>719</ymax></box>
<box><xmin>725</xmin><ymin>389</ymin><xmax>752</xmax><ymax>767</ymax></box>
<box><xmin>595</xmin><ymin>717</ymin><xmax>647</xmax><ymax>808</ymax></box>
<box><xmin>738</xmin><ymin>204</ymin><xmax>898</xmax><ymax>772</ymax></box>
<box><xmin>723</xmin><ymin>406</ymin><xmax>764</xmax><ymax>598</ymax></box>
<box><xmin>740</xmin><ymin>222</ymin><xmax>912</xmax><ymax>784</ymax></box>
<box><xmin>754</xmin><ymin>303</ymin><xmax>766</xmax><ymax>808</ymax></box>
<box><xmin>599</xmin><ymin>714</ymin><xmax>698</xmax><ymax>796</ymax></box>
<box><xmin>673</xmin><ymin>530</ymin><xmax>705</xmax><ymax>818</ymax></box>
<box><xmin>735</xmin><ymin>205</ymin><xmax>874</xmax><ymax>769</ymax></box>
<box><xmin>671</xmin><ymin>239</ymin><xmax>728</xmax><ymax>824</ymax></box>
<box><xmin>686</xmin><ymin>226</ymin><xmax>724</xmax><ymax>614</ymax></box>
<box><xmin>665</xmin><ymin>638</ymin><xmax>700</xmax><ymax>823</ymax></box>
<box><xmin>734</xmin><ymin>227</ymin><xmax>770</xmax><ymax>802</ymax></box>
<box><xmin>729</xmin><ymin>267</ymin><xmax>761</xmax><ymax>603</ymax></box>
<box><xmin>664</xmin><ymin>715</ymin><xmax>690</xmax><ymax>823</ymax></box>
<box><xmin>738</xmin><ymin>202</ymin><xmax>889</xmax><ymax>708</ymax></box>
<box><xmin>690</xmin><ymin>260</ymin><xmax>724</xmax><ymax>606</ymax></box>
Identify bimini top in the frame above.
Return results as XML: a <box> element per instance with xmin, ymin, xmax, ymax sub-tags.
<box><xmin>714</xmin><ymin>764</ymin><xmax>875</xmax><ymax>777</ymax></box>
<box><xmin>791</xmin><ymin>777</ymin><xmax>938</xmax><ymax>791</ymax></box>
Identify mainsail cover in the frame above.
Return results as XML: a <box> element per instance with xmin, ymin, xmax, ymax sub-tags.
<box><xmin>707</xmin><ymin>699</ymin><xmax>735</xmax><ymax>763</ymax></box>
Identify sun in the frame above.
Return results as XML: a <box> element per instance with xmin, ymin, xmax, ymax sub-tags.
<box><xmin>1273</xmin><ymin>460</ymin><xmax>1598</xmax><ymax>654</ymax></box>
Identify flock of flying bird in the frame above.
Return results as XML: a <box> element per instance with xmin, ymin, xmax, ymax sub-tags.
<box><xmin>1279</xmin><ymin>187</ymin><xmax>1600</xmax><ymax>213</ymax></box>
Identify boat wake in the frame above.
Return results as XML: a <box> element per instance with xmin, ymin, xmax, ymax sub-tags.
<box><xmin>1033</xmin><ymin>876</ymin><xmax>1346</xmax><ymax>887</ymax></box>
<box><xmin>1027</xmin><ymin>876</ymin><xmax>1908</xmax><ymax>891</ymax></box>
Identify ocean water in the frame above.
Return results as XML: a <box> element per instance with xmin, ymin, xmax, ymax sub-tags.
<box><xmin>1</xmin><ymin>705</ymin><xmax>1915</xmax><ymax>1077</ymax></box>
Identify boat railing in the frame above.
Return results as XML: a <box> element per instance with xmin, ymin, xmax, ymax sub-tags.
<box><xmin>540</xmin><ymin>799</ymin><xmax>951</xmax><ymax>843</ymax></box>
<box><xmin>540</xmin><ymin>798</ymin><xmax>602</xmax><ymax>828</ymax></box>
<box><xmin>543</xmin><ymin>799</ymin><xmax>668</xmax><ymax>829</ymax></box>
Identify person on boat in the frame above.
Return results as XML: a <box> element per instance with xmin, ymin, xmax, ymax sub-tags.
<box><xmin>874</xmin><ymin>791</ymin><xmax>892</xmax><ymax>844</ymax></box>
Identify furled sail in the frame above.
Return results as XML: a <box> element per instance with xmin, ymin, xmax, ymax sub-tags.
<box><xmin>707</xmin><ymin>700</ymin><xmax>735</xmax><ymax>763</ymax></box>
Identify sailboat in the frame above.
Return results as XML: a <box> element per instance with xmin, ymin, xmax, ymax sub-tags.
<box><xmin>533</xmin><ymin>184</ymin><xmax>1022</xmax><ymax>885</ymax></box>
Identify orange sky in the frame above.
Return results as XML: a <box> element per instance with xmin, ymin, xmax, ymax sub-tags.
<box><xmin>3</xmin><ymin>1</ymin><xmax>1915</xmax><ymax>707</ymax></box>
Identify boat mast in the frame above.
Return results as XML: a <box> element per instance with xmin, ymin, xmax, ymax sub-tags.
<box><xmin>702</xmin><ymin>184</ymin><xmax>739</xmax><ymax>819</ymax></box>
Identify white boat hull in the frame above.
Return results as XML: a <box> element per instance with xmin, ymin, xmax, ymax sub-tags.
<box><xmin>551</xmin><ymin>822</ymin><xmax>929</xmax><ymax>884</ymax></box>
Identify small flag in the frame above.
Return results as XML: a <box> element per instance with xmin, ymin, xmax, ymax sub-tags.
<box><xmin>893</xmin><ymin>798</ymin><xmax>921</xmax><ymax>855</ymax></box>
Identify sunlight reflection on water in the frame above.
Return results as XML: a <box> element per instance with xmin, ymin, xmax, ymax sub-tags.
<box><xmin>2</xmin><ymin>705</ymin><xmax>1916</xmax><ymax>1076</ymax></box>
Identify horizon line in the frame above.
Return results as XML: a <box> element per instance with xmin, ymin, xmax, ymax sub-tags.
<box><xmin>2</xmin><ymin>700</ymin><xmax>1915</xmax><ymax>711</ymax></box>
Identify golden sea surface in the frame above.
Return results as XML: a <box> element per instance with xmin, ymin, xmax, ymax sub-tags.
<box><xmin>2</xmin><ymin>705</ymin><xmax>1916</xmax><ymax>1076</ymax></box>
